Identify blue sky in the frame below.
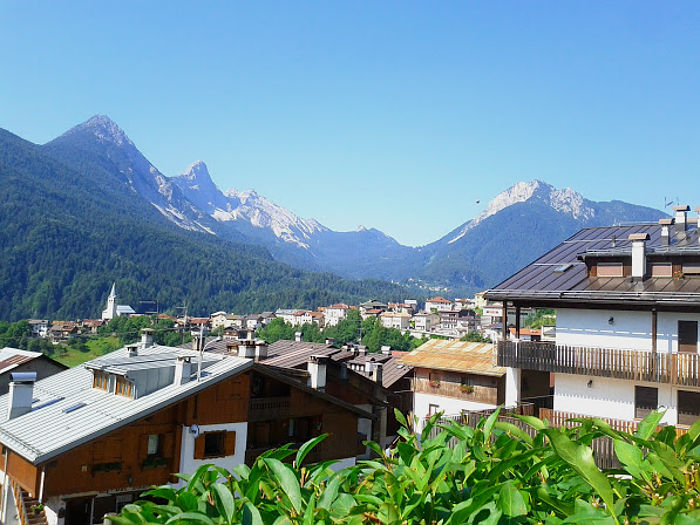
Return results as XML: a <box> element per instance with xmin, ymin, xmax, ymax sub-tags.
<box><xmin>1</xmin><ymin>2</ymin><xmax>698</xmax><ymax>246</ymax></box>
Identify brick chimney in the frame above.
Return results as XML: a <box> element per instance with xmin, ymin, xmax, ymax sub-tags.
<box><xmin>7</xmin><ymin>372</ymin><xmax>36</xmax><ymax>420</ymax></box>
<box><xmin>629</xmin><ymin>232</ymin><xmax>650</xmax><ymax>279</ymax></box>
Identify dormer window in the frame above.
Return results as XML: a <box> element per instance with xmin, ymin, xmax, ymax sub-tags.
<box><xmin>651</xmin><ymin>263</ymin><xmax>672</xmax><ymax>277</ymax></box>
<box><xmin>93</xmin><ymin>371</ymin><xmax>110</xmax><ymax>391</ymax></box>
<box><xmin>115</xmin><ymin>376</ymin><xmax>134</xmax><ymax>397</ymax></box>
<box><xmin>597</xmin><ymin>262</ymin><xmax>623</xmax><ymax>278</ymax></box>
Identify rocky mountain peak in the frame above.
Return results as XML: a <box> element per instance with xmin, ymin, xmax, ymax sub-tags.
<box><xmin>78</xmin><ymin>114</ymin><xmax>134</xmax><ymax>147</ymax></box>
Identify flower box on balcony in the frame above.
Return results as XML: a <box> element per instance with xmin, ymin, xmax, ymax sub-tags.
<box><xmin>460</xmin><ymin>384</ymin><xmax>474</xmax><ymax>394</ymax></box>
<box><xmin>429</xmin><ymin>380</ymin><xmax>440</xmax><ymax>388</ymax></box>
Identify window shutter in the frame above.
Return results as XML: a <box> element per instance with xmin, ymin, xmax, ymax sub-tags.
<box><xmin>224</xmin><ymin>431</ymin><xmax>236</xmax><ymax>456</ymax></box>
<box><xmin>194</xmin><ymin>434</ymin><xmax>206</xmax><ymax>460</ymax></box>
<box><xmin>139</xmin><ymin>434</ymin><xmax>150</xmax><ymax>459</ymax></box>
<box><xmin>162</xmin><ymin>432</ymin><xmax>174</xmax><ymax>458</ymax></box>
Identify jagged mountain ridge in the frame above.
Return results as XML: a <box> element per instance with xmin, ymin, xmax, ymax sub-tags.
<box><xmin>43</xmin><ymin>115</ymin><xmax>666</xmax><ymax>295</ymax></box>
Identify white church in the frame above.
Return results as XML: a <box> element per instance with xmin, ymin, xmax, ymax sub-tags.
<box><xmin>101</xmin><ymin>283</ymin><xmax>136</xmax><ymax>320</ymax></box>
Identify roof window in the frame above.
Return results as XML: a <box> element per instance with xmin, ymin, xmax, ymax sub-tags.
<box><xmin>63</xmin><ymin>402</ymin><xmax>86</xmax><ymax>413</ymax></box>
<box><xmin>554</xmin><ymin>263</ymin><xmax>572</xmax><ymax>273</ymax></box>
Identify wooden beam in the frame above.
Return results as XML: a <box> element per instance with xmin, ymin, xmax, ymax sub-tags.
<box><xmin>515</xmin><ymin>306</ymin><xmax>521</xmax><ymax>339</ymax></box>
<box><xmin>502</xmin><ymin>301</ymin><xmax>508</xmax><ymax>341</ymax></box>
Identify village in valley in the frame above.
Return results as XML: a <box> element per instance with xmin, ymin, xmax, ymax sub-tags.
<box><xmin>1</xmin><ymin>209</ymin><xmax>699</xmax><ymax>523</ymax></box>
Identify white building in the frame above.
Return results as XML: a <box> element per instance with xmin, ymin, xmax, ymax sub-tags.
<box><xmin>380</xmin><ymin>311</ymin><xmax>410</xmax><ymax>331</ymax></box>
<box><xmin>412</xmin><ymin>312</ymin><xmax>439</xmax><ymax>333</ymax></box>
<box><xmin>324</xmin><ymin>304</ymin><xmax>349</xmax><ymax>326</ymax></box>
<box><xmin>424</xmin><ymin>297</ymin><xmax>453</xmax><ymax>313</ymax></box>
<box><xmin>101</xmin><ymin>283</ymin><xmax>135</xmax><ymax>321</ymax></box>
<box><xmin>27</xmin><ymin>319</ymin><xmax>49</xmax><ymax>338</ymax></box>
<box><xmin>487</xmin><ymin>211</ymin><xmax>700</xmax><ymax>428</ymax></box>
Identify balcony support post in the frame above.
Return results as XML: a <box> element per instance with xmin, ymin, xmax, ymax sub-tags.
<box><xmin>651</xmin><ymin>308</ymin><xmax>657</xmax><ymax>380</ymax></box>
<box><xmin>515</xmin><ymin>306</ymin><xmax>521</xmax><ymax>339</ymax></box>
<box><xmin>502</xmin><ymin>301</ymin><xmax>508</xmax><ymax>341</ymax></box>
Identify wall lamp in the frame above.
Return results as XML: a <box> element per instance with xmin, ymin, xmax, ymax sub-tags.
<box><xmin>608</xmin><ymin>316</ymin><xmax>614</xmax><ymax>325</ymax></box>
<box><xmin>587</xmin><ymin>380</ymin><xmax>593</xmax><ymax>388</ymax></box>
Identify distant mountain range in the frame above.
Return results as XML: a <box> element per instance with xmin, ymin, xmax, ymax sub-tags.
<box><xmin>0</xmin><ymin>114</ymin><xmax>666</xmax><ymax>319</ymax></box>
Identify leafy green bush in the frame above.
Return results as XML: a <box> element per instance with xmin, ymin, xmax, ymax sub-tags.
<box><xmin>113</xmin><ymin>410</ymin><xmax>700</xmax><ymax>524</ymax></box>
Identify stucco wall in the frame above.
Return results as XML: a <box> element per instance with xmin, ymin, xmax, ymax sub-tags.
<box><xmin>178</xmin><ymin>422</ymin><xmax>247</xmax><ymax>481</ymax></box>
<box><xmin>554</xmin><ymin>374</ymin><xmax>678</xmax><ymax>425</ymax></box>
<box><xmin>556</xmin><ymin>308</ymin><xmax>700</xmax><ymax>353</ymax></box>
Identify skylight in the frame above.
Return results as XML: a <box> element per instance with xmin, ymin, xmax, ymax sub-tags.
<box><xmin>63</xmin><ymin>402</ymin><xmax>87</xmax><ymax>413</ymax></box>
<box><xmin>31</xmin><ymin>397</ymin><xmax>65</xmax><ymax>411</ymax></box>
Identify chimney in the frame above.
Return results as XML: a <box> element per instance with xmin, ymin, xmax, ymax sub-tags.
<box><xmin>629</xmin><ymin>233</ymin><xmax>650</xmax><ymax>279</ymax></box>
<box><xmin>372</xmin><ymin>362</ymin><xmax>383</xmax><ymax>384</ymax></box>
<box><xmin>674</xmin><ymin>205</ymin><xmax>690</xmax><ymax>230</ymax></box>
<box><xmin>307</xmin><ymin>355</ymin><xmax>328</xmax><ymax>391</ymax></box>
<box><xmin>364</xmin><ymin>357</ymin><xmax>375</xmax><ymax>374</ymax></box>
<box><xmin>7</xmin><ymin>372</ymin><xmax>36</xmax><ymax>420</ymax></box>
<box><xmin>126</xmin><ymin>344</ymin><xmax>139</xmax><ymax>357</ymax></box>
<box><xmin>325</xmin><ymin>338</ymin><xmax>335</xmax><ymax>346</ymax></box>
<box><xmin>237</xmin><ymin>340</ymin><xmax>256</xmax><ymax>359</ymax></box>
<box><xmin>174</xmin><ymin>356</ymin><xmax>192</xmax><ymax>385</ymax></box>
<box><xmin>359</xmin><ymin>346</ymin><xmax>368</xmax><ymax>356</ymax></box>
<box><xmin>294</xmin><ymin>331</ymin><xmax>302</xmax><ymax>343</ymax></box>
<box><xmin>381</xmin><ymin>345</ymin><xmax>392</xmax><ymax>356</ymax></box>
<box><xmin>140</xmin><ymin>328</ymin><xmax>154</xmax><ymax>348</ymax></box>
<box><xmin>226</xmin><ymin>342</ymin><xmax>238</xmax><ymax>354</ymax></box>
<box><xmin>659</xmin><ymin>218</ymin><xmax>673</xmax><ymax>246</ymax></box>
<box><xmin>254</xmin><ymin>340</ymin><xmax>268</xmax><ymax>361</ymax></box>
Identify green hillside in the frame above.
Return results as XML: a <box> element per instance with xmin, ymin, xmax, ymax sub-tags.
<box><xmin>0</xmin><ymin>129</ymin><xmax>406</xmax><ymax>320</ymax></box>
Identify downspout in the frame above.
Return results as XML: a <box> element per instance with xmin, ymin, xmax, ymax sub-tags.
<box><xmin>38</xmin><ymin>466</ymin><xmax>45</xmax><ymax>502</ymax></box>
<box><xmin>501</xmin><ymin>301</ymin><xmax>508</xmax><ymax>341</ymax></box>
<box><xmin>1</xmin><ymin>447</ymin><xmax>9</xmax><ymax>523</ymax></box>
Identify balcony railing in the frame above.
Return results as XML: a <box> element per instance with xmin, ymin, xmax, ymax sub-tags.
<box><xmin>498</xmin><ymin>341</ymin><xmax>700</xmax><ymax>386</ymax></box>
<box><xmin>248</xmin><ymin>396</ymin><xmax>291</xmax><ymax>422</ymax></box>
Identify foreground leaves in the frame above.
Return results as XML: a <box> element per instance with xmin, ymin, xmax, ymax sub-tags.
<box><xmin>113</xmin><ymin>410</ymin><xmax>700</xmax><ymax>524</ymax></box>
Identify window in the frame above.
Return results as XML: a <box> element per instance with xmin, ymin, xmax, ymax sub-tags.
<box><xmin>194</xmin><ymin>431</ymin><xmax>236</xmax><ymax>459</ymax></box>
<box><xmin>93</xmin><ymin>371</ymin><xmax>109</xmax><ymax>391</ymax></box>
<box><xmin>428</xmin><ymin>404</ymin><xmax>439</xmax><ymax>416</ymax></box>
<box><xmin>597</xmin><ymin>262</ymin><xmax>623</xmax><ymax>278</ymax></box>
<box><xmin>115</xmin><ymin>377</ymin><xmax>133</xmax><ymax>397</ymax></box>
<box><xmin>651</xmin><ymin>263</ymin><xmax>672</xmax><ymax>277</ymax></box>
<box><xmin>678</xmin><ymin>321</ymin><xmax>698</xmax><ymax>353</ymax></box>
<box><xmin>634</xmin><ymin>386</ymin><xmax>658</xmax><ymax>419</ymax></box>
<box><xmin>678</xmin><ymin>390</ymin><xmax>700</xmax><ymax>426</ymax></box>
<box><xmin>682</xmin><ymin>263</ymin><xmax>700</xmax><ymax>275</ymax></box>
<box><xmin>147</xmin><ymin>434</ymin><xmax>160</xmax><ymax>456</ymax></box>
<box><xmin>204</xmin><ymin>431</ymin><xmax>226</xmax><ymax>458</ymax></box>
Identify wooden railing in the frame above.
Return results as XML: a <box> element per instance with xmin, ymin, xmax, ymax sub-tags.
<box><xmin>412</xmin><ymin>377</ymin><xmax>499</xmax><ymax>405</ymax></box>
<box><xmin>248</xmin><ymin>396</ymin><xmax>290</xmax><ymax>422</ymax></box>
<box><xmin>498</xmin><ymin>341</ymin><xmax>700</xmax><ymax>386</ymax></box>
<box><xmin>10</xmin><ymin>479</ymin><xmax>28</xmax><ymax>525</ymax></box>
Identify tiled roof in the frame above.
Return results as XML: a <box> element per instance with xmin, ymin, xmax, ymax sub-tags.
<box><xmin>0</xmin><ymin>348</ymin><xmax>43</xmax><ymax>375</ymax></box>
<box><xmin>261</xmin><ymin>341</ymin><xmax>337</xmax><ymax>369</ymax></box>
<box><xmin>400</xmin><ymin>340</ymin><xmax>505</xmax><ymax>376</ymax></box>
<box><xmin>426</xmin><ymin>297</ymin><xmax>451</xmax><ymax>303</ymax></box>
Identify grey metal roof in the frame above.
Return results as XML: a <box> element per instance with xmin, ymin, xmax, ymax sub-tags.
<box><xmin>0</xmin><ymin>344</ymin><xmax>252</xmax><ymax>465</ymax></box>
<box><xmin>486</xmin><ymin>223</ymin><xmax>700</xmax><ymax>307</ymax></box>
<box><xmin>261</xmin><ymin>341</ymin><xmax>338</xmax><ymax>369</ymax></box>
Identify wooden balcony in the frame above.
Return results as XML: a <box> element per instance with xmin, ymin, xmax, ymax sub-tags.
<box><xmin>248</xmin><ymin>396</ymin><xmax>290</xmax><ymax>422</ymax></box>
<box><xmin>498</xmin><ymin>341</ymin><xmax>700</xmax><ymax>386</ymax></box>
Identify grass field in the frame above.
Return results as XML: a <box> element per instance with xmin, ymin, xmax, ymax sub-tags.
<box><xmin>53</xmin><ymin>336</ymin><xmax>121</xmax><ymax>367</ymax></box>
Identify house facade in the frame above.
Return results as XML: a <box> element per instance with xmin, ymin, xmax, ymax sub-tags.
<box><xmin>424</xmin><ymin>297</ymin><xmax>453</xmax><ymax>313</ymax></box>
<box><xmin>324</xmin><ymin>304</ymin><xmax>349</xmax><ymax>326</ymax></box>
<box><xmin>400</xmin><ymin>340</ymin><xmax>506</xmax><ymax>430</ymax></box>
<box><xmin>0</xmin><ymin>334</ymin><xmax>367</xmax><ymax>525</ymax></box>
<box><xmin>487</xmin><ymin>210</ymin><xmax>700</xmax><ymax>428</ymax></box>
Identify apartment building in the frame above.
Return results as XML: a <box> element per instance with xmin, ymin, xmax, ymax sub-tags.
<box><xmin>487</xmin><ymin>209</ymin><xmax>700</xmax><ymax>428</ymax></box>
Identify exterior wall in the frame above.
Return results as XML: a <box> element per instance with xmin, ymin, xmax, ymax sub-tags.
<box><xmin>413</xmin><ymin>392</ymin><xmax>496</xmax><ymax>430</ymax></box>
<box><xmin>553</xmin><ymin>373</ymin><xmax>684</xmax><ymax>426</ymax></box>
<box><xmin>0</xmin><ymin>358</ymin><xmax>65</xmax><ymax>396</ymax></box>
<box><xmin>178</xmin><ymin>422</ymin><xmax>247</xmax><ymax>480</ymax></box>
<box><xmin>556</xmin><ymin>308</ymin><xmax>700</xmax><ymax>354</ymax></box>
<box><xmin>412</xmin><ymin>368</ymin><xmax>503</xmax><ymax>406</ymax></box>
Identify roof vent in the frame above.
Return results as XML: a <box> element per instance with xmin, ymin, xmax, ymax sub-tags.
<box><xmin>629</xmin><ymin>233</ymin><xmax>650</xmax><ymax>280</ymax></box>
<box><xmin>674</xmin><ymin>205</ymin><xmax>690</xmax><ymax>230</ymax></box>
<box><xmin>126</xmin><ymin>344</ymin><xmax>139</xmax><ymax>357</ymax></box>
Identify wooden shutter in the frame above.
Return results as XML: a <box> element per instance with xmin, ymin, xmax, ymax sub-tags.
<box><xmin>224</xmin><ymin>431</ymin><xmax>236</xmax><ymax>456</ymax></box>
<box><xmin>139</xmin><ymin>435</ymin><xmax>150</xmax><ymax>459</ymax></box>
<box><xmin>679</xmin><ymin>321</ymin><xmax>698</xmax><ymax>353</ymax></box>
<box><xmin>193</xmin><ymin>434</ymin><xmax>206</xmax><ymax>459</ymax></box>
<box><xmin>678</xmin><ymin>390</ymin><xmax>700</xmax><ymax>426</ymax></box>
<box><xmin>162</xmin><ymin>432</ymin><xmax>175</xmax><ymax>458</ymax></box>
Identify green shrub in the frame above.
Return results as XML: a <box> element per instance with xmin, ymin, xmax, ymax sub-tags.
<box><xmin>113</xmin><ymin>410</ymin><xmax>700</xmax><ymax>524</ymax></box>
